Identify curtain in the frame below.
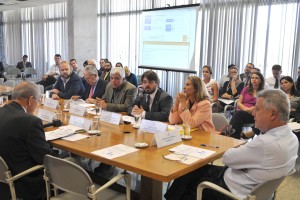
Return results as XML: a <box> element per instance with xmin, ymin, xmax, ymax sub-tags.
<box><xmin>2</xmin><ymin>2</ymin><xmax>67</xmax><ymax>75</ymax></box>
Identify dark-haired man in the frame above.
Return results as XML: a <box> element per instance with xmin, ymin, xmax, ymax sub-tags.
<box><xmin>16</xmin><ymin>55</ymin><xmax>32</xmax><ymax>72</ymax></box>
<box><xmin>239</xmin><ymin>63</ymin><xmax>254</xmax><ymax>85</ymax></box>
<box><xmin>266</xmin><ymin>64</ymin><xmax>284</xmax><ymax>89</ymax></box>
<box><xmin>128</xmin><ymin>70</ymin><xmax>172</xmax><ymax>122</ymax></box>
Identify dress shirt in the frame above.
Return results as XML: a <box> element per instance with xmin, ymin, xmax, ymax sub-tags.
<box><xmin>266</xmin><ymin>76</ymin><xmax>284</xmax><ymax>89</ymax></box>
<box><xmin>142</xmin><ymin>88</ymin><xmax>158</xmax><ymax>118</ymax></box>
<box><xmin>223</xmin><ymin>125</ymin><xmax>298</xmax><ymax>199</ymax></box>
<box><xmin>46</xmin><ymin>64</ymin><xmax>60</xmax><ymax>79</ymax></box>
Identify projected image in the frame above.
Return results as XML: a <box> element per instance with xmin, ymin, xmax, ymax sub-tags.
<box><xmin>140</xmin><ymin>6</ymin><xmax>198</xmax><ymax>70</ymax></box>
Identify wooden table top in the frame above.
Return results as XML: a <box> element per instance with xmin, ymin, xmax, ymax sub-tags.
<box><xmin>46</xmin><ymin>106</ymin><xmax>244</xmax><ymax>182</ymax></box>
<box><xmin>0</xmin><ymin>85</ymin><xmax>13</xmax><ymax>94</ymax></box>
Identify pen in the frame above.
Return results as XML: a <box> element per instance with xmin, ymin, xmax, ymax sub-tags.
<box><xmin>200</xmin><ymin>144</ymin><xmax>219</xmax><ymax>148</ymax></box>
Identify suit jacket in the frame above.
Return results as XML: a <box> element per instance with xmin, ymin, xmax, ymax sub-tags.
<box><xmin>0</xmin><ymin>101</ymin><xmax>56</xmax><ymax>199</ymax></box>
<box><xmin>16</xmin><ymin>61</ymin><xmax>32</xmax><ymax>72</ymax></box>
<box><xmin>102</xmin><ymin>81</ymin><xmax>136</xmax><ymax>112</ymax></box>
<box><xmin>128</xmin><ymin>88</ymin><xmax>173</xmax><ymax>122</ymax></box>
<box><xmin>100</xmin><ymin>71</ymin><xmax>111</xmax><ymax>81</ymax></box>
<box><xmin>82</xmin><ymin>78</ymin><xmax>109</xmax><ymax>100</ymax></box>
<box><xmin>169</xmin><ymin>99</ymin><xmax>215</xmax><ymax>133</ymax></box>
<box><xmin>53</xmin><ymin>72</ymin><xmax>85</xmax><ymax>99</ymax></box>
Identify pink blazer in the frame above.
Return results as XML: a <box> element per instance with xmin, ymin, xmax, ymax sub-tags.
<box><xmin>169</xmin><ymin>99</ymin><xmax>215</xmax><ymax>133</ymax></box>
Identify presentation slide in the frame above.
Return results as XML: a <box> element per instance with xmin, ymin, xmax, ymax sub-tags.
<box><xmin>140</xmin><ymin>6</ymin><xmax>198</xmax><ymax>70</ymax></box>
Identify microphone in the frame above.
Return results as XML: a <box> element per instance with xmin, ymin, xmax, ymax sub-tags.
<box><xmin>43</xmin><ymin>119</ymin><xmax>62</xmax><ymax>128</ymax></box>
<box><xmin>136</xmin><ymin>87</ymin><xmax>144</xmax><ymax>107</ymax></box>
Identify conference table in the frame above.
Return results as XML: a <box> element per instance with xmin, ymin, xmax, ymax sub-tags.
<box><xmin>42</xmin><ymin>102</ymin><xmax>244</xmax><ymax>200</ymax></box>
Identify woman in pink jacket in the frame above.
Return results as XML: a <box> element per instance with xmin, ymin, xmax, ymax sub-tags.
<box><xmin>169</xmin><ymin>76</ymin><xmax>215</xmax><ymax>132</ymax></box>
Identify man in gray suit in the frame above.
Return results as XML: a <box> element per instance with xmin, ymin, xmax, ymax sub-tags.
<box><xmin>128</xmin><ymin>70</ymin><xmax>172</xmax><ymax>122</ymax></box>
<box><xmin>96</xmin><ymin>67</ymin><xmax>136</xmax><ymax>112</ymax></box>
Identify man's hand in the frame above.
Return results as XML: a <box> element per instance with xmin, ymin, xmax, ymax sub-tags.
<box><xmin>51</xmin><ymin>94</ymin><xmax>60</xmax><ymax>100</ymax></box>
<box><xmin>86</xmin><ymin>98</ymin><xmax>96</xmax><ymax>104</ymax></box>
<box><xmin>131</xmin><ymin>105</ymin><xmax>144</xmax><ymax>116</ymax></box>
<box><xmin>42</xmin><ymin>74</ymin><xmax>48</xmax><ymax>80</ymax></box>
<box><xmin>96</xmin><ymin>98</ymin><xmax>107</xmax><ymax>109</ymax></box>
<box><xmin>51</xmin><ymin>89</ymin><xmax>60</xmax><ymax>94</ymax></box>
<box><xmin>71</xmin><ymin>95</ymin><xmax>80</xmax><ymax>101</ymax></box>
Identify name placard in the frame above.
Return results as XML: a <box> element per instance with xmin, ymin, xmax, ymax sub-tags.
<box><xmin>139</xmin><ymin>119</ymin><xmax>168</xmax><ymax>134</ymax></box>
<box><xmin>100</xmin><ymin>111</ymin><xmax>122</xmax><ymax>125</ymax></box>
<box><xmin>154</xmin><ymin>129</ymin><xmax>182</xmax><ymax>148</ymax></box>
<box><xmin>37</xmin><ymin>108</ymin><xmax>56</xmax><ymax>123</ymax></box>
<box><xmin>44</xmin><ymin>98</ymin><xmax>59</xmax><ymax>109</ymax></box>
<box><xmin>69</xmin><ymin>115</ymin><xmax>91</xmax><ymax>131</ymax></box>
<box><xmin>69</xmin><ymin>103</ymin><xmax>86</xmax><ymax>116</ymax></box>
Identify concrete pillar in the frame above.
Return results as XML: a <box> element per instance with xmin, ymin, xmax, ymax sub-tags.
<box><xmin>67</xmin><ymin>0</ymin><xmax>97</xmax><ymax>67</ymax></box>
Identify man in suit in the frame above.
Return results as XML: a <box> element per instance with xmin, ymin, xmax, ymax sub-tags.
<box><xmin>70</xmin><ymin>58</ymin><xmax>84</xmax><ymax>78</ymax></box>
<box><xmin>266</xmin><ymin>64</ymin><xmax>284</xmax><ymax>89</ymax></box>
<box><xmin>0</xmin><ymin>81</ymin><xmax>57</xmax><ymax>200</ymax></box>
<box><xmin>128</xmin><ymin>70</ymin><xmax>173</xmax><ymax>122</ymax></box>
<box><xmin>96</xmin><ymin>67</ymin><xmax>136</xmax><ymax>112</ymax></box>
<box><xmin>51</xmin><ymin>61</ymin><xmax>85</xmax><ymax>99</ymax></box>
<box><xmin>100</xmin><ymin>61</ymin><xmax>112</xmax><ymax>81</ymax></box>
<box><xmin>72</xmin><ymin>65</ymin><xmax>108</xmax><ymax>103</ymax></box>
<box><xmin>16</xmin><ymin>55</ymin><xmax>32</xmax><ymax>72</ymax></box>
<box><xmin>239</xmin><ymin>62</ymin><xmax>254</xmax><ymax>85</ymax></box>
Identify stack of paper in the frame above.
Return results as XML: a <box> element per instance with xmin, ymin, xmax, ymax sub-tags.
<box><xmin>45</xmin><ymin>125</ymin><xmax>83</xmax><ymax>141</ymax></box>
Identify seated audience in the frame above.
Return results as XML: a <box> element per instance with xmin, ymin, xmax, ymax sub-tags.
<box><xmin>239</xmin><ymin>62</ymin><xmax>254</xmax><ymax>85</ymax></box>
<box><xmin>128</xmin><ymin>70</ymin><xmax>172</xmax><ymax>122</ymax></box>
<box><xmin>229</xmin><ymin>72</ymin><xmax>265</xmax><ymax>139</ymax></box>
<box><xmin>16</xmin><ymin>55</ymin><xmax>32</xmax><ymax>78</ymax></box>
<box><xmin>0</xmin><ymin>81</ymin><xmax>57</xmax><ymax>200</ymax></box>
<box><xmin>218</xmin><ymin>64</ymin><xmax>233</xmax><ymax>88</ymax></box>
<box><xmin>70</xmin><ymin>58</ymin><xmax>83</xmax><ymax>78</ymax></box>
<box><xmin>50</xmin><ymin>61</ymin><xmax>85</xmax><ymax>100</ymax></box>
<box><xmin>37</xmin><ymin>54</ymin><xmax>61</xmax><ymax>88</ymax></box>
<box><xmin>100</xmin><ymin>61</ymin><xmax>112</xmax><ymax>81</ymax></box>
<box><xmin>266</xmin><ymin>64</ymin><xmax>284</xmax><ymax>89</ymax></box>
<box><xmin>280</xmin><ymin>76</ymin><xmax>300</xmax><ymax>118</ymax></box>
<box><xmin>96</xmin><ymin>67</ymin><xmax>136</xmax><ymax>112</ymax></box>
<box><xmin>124</xmin><ymin>66</ymin><xmax>138</xmax><ymax>87</ymax></box>
<box><xmin>202</xmin><ymin>65</ymin><xmax>218</xmax><ymax>102</ymax></box>
<box><xmin>165</xmin><ymin>89</ymin><xmax>298</xmax><ymax>200</ymax></box>
<box><xmin>218</xmin><ymin>66</ymin><xmax>244</xmax><ymax>110</ymax></box>
<box><xmin>115</xmin><ymin>62</ymin><xmax>123</xmax><ymax>68</ymax></box>
<box><xmin>72</xmin><ymin>65</ymin><xmax>108</xmax><ymax>103</ymax></box>
<box><xmin>98</xmin><ymin>58</ymin><xmax>108</xmax><ymax>76</ymax></box>
<box><xmin>169</xmin><ymin>76</ymin><xmax>215</xmax><ymax>132</ymax></box>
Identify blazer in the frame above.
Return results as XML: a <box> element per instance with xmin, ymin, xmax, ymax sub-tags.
<box><xmin>82</xmin><ymin>78</ymin><xmax>109</xmax><ymax>100</ymax></box>
<box><xmin>128</xmin><ymin>88</ymin><xmax>173</xmax><ymax>122</ymax></box>
<box><xmin>16</xmin><ymin>61</ymin><xmax>32</xmax><ymax>72</ymax></box>
<box><xmin>169</xmin><ymin>99</ymin><xmax>215</xmax><ymax>133</ymax></box>
<box><xmin>53</xmin><ymin>72</ymin><xmax>85</xmax><ymax>99</ymax></box>
<box><xmin>102</xmin><ymin>80</ymin><xmax>136</xmax><ymax>112</ymax></box>
<box><xmin>0</xmin><ymin>101</ymin><xmax>57</xmax><ymax>199</ymax></box>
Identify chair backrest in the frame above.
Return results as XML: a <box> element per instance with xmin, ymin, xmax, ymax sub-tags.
<box><xmin>44</xmin><ymin>155</ymin><xmax>93</xmax><ymax>197</ymax></box>
<box><xmin>212</xmin><ymin>113</ymin><xmax>229</xmax><ymax>132</ymax></box>
<box><xmin>7</xmin><ymin>68</ymin><xmax>21</xmax><ymax>75</ymax></box>
<box><xmin>2</xmin><ymin>80</ymin><xmax>15</xmax><ymax>87</ymax></box>
<box><xmin>24</xmin><ymin>68</ymin><xmax>37</xmax><ymax>75</ymax></box>
<box><xmin>0</xmin><ymin>156</ymin><xmax>9</xmax><ymax>183</ymax></box>
<box><xmin>248</xmin><ymin>176</ymin><xmax>285</xmax><ymax>200</ymax></box>
<box><xmin>0</xmin><ymin>78</ymin><xmax>4</xmax><ymax>85</ymax></box>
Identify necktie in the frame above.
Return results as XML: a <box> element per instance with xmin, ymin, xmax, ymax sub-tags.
<box><xmin>104</xmin><ymin>72</ymin><xmax>109</xmax><ymax>80</ymax></box>
<box><xmin>145</xmin><ymin>95</ymin><xmax>151</xmax><ymax>112</ymax></box>
<box><xmin>274</xmin><ymin>78</ymin><xmax>279</xmax><ymax>89</ymax></box>
<box><xmin>89</xmin><ymin>85</ymin><xmax>95</xmax><ymax>98</ymax></box>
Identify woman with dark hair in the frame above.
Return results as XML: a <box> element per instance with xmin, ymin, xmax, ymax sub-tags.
<box><xmin>202</xmin><ymin>65</ymin><xmax>218</xmax><ymax>102</ymax></box>
<box><xmin>229</xmin><ymin>72</ymin><xmax>265</xmax><ymax>139</ymax></box>
<box><xmin>280</xmin><ymin>76</ymin><xmax>300</xmax><ymax>118</ymax></box>
<box><xmin>169</xmin><ymin>76</ymin><xmax>215</xmax><ymax>132</ymax></box>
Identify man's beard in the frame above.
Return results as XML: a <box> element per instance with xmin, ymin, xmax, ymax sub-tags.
<box><xmin>144</xmin><ymin>87</ymin><xmax>156</xmax><ymax>94</ymax></box>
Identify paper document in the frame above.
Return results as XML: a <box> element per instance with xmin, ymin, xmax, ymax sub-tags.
<box><xmin>91</xmin><ymin>144</ymin><xmax>139</xmax><ymax>159</ymax></box>
<box><xmin>45</xmin><ymin>125</ymin><xmax>82</xmax><ymax>141</ymax></box>
<box><xmin>169</xmin><ymin>144</ymin><xmax>215</xmax><ymax>159</ymax></box>
<box><xmin>288</xmin><ymin>122</ymin><xmax>300</xmax><ymax>131</ymax></box>
<box><xmin>218</xmin><ymin>98</ymin><xmax>234</xmax><ymax>105</ymax></box>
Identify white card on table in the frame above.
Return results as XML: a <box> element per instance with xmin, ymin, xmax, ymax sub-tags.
<box><xmin>44</xmin><ymin>98</ymin><xmax>59</xmax><ymax>109</ymax></box>
<box><xmin>69</xmin><ymin>115</ymin><xmax>92</xmax><ymax>131</ymax></box>
<box><xmin>139</xmin><ymin>119</ymin><xmax>168</xmax><ymax>134</ymax></box>
<box><xmin>69</xmin><ymin>103</ymin><xmax>86</xmax><ymax>116</ymax></box>
<box><xmin>100</xmin><ymin>110</ymin><xmax>122</xmax><ymax>125</ymax></box>
<box><xmin>37</xmin><ymin>108</ymin><xmax>56</xmax><ymax>123</ymax></box>
<box><xmin>155</xmin><ymin>128</ymin><xmax>182</xmax><ymax>148</ymax></box>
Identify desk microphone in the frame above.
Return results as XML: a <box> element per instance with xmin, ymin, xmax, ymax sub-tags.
<box><xmin>43</xmin><ymin>119</ymin><xmax>62</xmax><ymax>128</ymax></box>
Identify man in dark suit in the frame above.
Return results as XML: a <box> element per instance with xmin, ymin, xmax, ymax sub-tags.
<box><xmin>51</xmin><ymin>61</ymin><xmax>85</xmax><ymax>99</ymax></box>
<box><xmin>100</xmin><ymin>61</ymin><xmax>112</xmax><ymax>81</ymax></box>
<box><xmin>72</xmin><ymin>65</ymin><xmax>108</xmax><ymax>103</ymax></box>
<box><xmin>16</xmin><ymin>55</ymin><xmax>32</xmax><ymax>72</ymax></box>
<box><xmin>128</xmin><ymin>70</ymin><xmax>173</xmax><ymax>122</ymax></box>
<box><xmin>0</xmin><ymin>81</ymin><xmax>57</xmax><ymax>200</ymax></box>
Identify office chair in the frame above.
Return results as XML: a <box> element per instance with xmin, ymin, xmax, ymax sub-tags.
<box><xmin>43</xmin><ymin>155</ymin><xmax>131</xmax><ymax>200</ymax></box>
<box><xmin>197</xmin><ymin>169</ymin><xmax>296</xmax><ymax>200</ymax></box>
<box><xmin>212</xmin><ymin>113</ymin><xmax>229</xmax><ymax>132</ymax></box>
<box><xmin>0</xmin><ymin>156</ymin><xmax>44</xmax><ymax>200</ymax></box>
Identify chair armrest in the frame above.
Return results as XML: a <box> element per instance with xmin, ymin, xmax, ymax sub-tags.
<box><xmin>91</xmin><ymin>173</ymin><xmax>131</xmax><ymax>195</ymax></box>
<box><xmin>197</xmin><ymin>181</ymin><xmax>240</xmax><ymax>200</ymax></box>
<box><xmin>8</xmin><ymin>165</ymin><xmax>44</xmax><ymax>182</ymax></box>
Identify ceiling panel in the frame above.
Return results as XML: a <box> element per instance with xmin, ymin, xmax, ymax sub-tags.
<box><xmin>0</xmin><ymin>0</ymin><xmax>66</xmax><ymax>12</ymax></box>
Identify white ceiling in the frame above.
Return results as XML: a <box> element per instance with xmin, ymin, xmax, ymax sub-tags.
<box><xmin>0</xmin><ymin>0</ymin><xmax>66</xmax><ymax>12</ymax></box>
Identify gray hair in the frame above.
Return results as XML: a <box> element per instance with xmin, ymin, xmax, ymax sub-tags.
<box><xmin>12</xmin><ymin>81</ymin><xmax>40</xmax><ymax>100</ymax></box>
<box><xmin>257</xmin><ymin>89</ymin><xmax>290</xmax><ymax>122</ymax></box>
<box><xmin>84</xmin><ymin>65</ymin><xmax>98</xmax><ymax>76</ymax></box>
<box><xmin>110</xmin><ymin>67</ymin><xmax>125</xmax><ymax>78</ymax></box>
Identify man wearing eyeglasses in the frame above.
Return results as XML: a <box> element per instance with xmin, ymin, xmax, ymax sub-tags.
<box><xmin>96</xmin><ymin>67</ymin><xmax>136</xmax><ymax>112</ymax></box>
<box><xmin>128</xmin><ymin>70</ymin><xmax>173</xmax><ymax>122</ymax></box>
<box><xmin>0</xmin><ymin>81</ymin><xmax>57</xmax><ymax>200</ymax></box>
